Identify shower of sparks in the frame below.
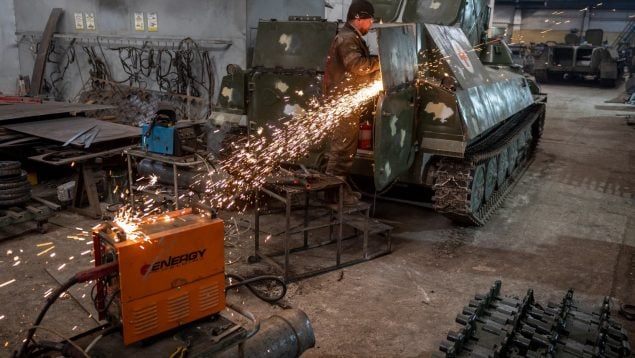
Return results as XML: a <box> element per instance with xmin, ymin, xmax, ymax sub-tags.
<box><xmin>108</xmin><ymin>38</ymin><xmax>517</xmax><ymax>246</ymax></box>
<box><xmin>202</xmin><ymin>79</ymin><xmax>384</xmax><ymax>210</ymax></box>
<box><xmin>36</xmin><ymin>242</ymin><xmax>53</xmax><ymax>247</ymax></box>
<box><xmin>37</xmin><ymin>246</ymin><xmax>55</xmax><ymax>256</ymax></box>
<box><xmin>0</xmin><ymin>279</ymin><xmax>16</xmax><ymax>288</ymax></box>
<box><xmin>68</xmin><ymin>235</ymin><xmax>86</xmax><ymax>241</ymax></box>
<box><xmin>44</xmin><ymin>288</ymin><xmax>54</xmax><ymax>298</ymax></box>
<box><xmin>109</xmin><ymin>79</ymin><xmax>383</xmax><ymax>240</ymax></box>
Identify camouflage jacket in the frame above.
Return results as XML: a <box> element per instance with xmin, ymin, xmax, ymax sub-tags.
<box><xmin>324</xmin><ymin>22</ymin><xmax>380</xmax><ymax>95</ymax></box>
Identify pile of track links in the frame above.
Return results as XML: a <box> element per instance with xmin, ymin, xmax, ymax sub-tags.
<box><xmin>0</xmin><ymin>161</ymin><xmax>31</xmax><ymax>206</ymax></box>
<box><xmin>434</xmin><ymin>281</ymin><xmax>631</xmax><ymax>358</ymax></box>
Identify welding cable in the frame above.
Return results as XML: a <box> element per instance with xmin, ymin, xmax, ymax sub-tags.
<box><xmin>226</xmin><ymin>303</ymin><xmax>260</xmax><ymax>340</ymax></box>
<box><xmin>225</xmin><ymin>274</ymin><xmax>287</xmax><ymax>303</ymax></box>
<box><xmin>17</xmin><ymin>262</ymin><xmax>119</xmax><ymax>358</ymax></box>
<box><xmin>619</xmin><ymin>303</ymin><xmax>635</xmax><ymax>321</ymax></box>
<box><xmin>28</xmin><ymin>325</ymin><xmax>89</xmax><ymax>358</ymax></box>
<box><xmin>83</xmin><ymin>333</ymin><xmax>104</xmax><ymax>354</ymax></box>
<box><xmin>16</xmin><ymin>275</ymin><xmax>80</xmax><ymax>357</ymax></box>
<box><xmin>96</xmin><ymin>288</ymin><xmax>120</xmax><ymax>314</ymax></box>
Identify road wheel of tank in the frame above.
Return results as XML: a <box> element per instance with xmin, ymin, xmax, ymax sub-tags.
<box><xmin>600</xmin><ymin>78</ymin><xmax>616</xmax><ymax>88</ymax></box>
<box><xmin>532</xmin><ymin>113</ymin><xmax>545</xmax><ymax>140</ymax></box>
<box><xmin>469</xmin><ymin>165</ymin><xmax>485</xmax><ymax>213</ymax></box>
<box><xmin>484</xmin><ymin>158</ymin><xmax>497</xmax><ymax>201</ymax></box>
<box><xmin>515</xmin><ymin>135</ymin><xmax>527</xmax><ymax>162</ymax></box>
<box><xmin>534</xmin><ymin>70</ymin><xmax>549</xmax><ymax>83</ymax></box>
<box><xmin>496</xmin><ymin>151</ymin><xmax>508</xmax><ymax>188</ymax></box>
<box><xmin>507</xmin><ymin>142</ymin><xmax>518</xmax><ymax>176</ymax></box>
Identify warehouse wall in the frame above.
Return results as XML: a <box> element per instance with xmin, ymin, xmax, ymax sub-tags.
<box><xmin>7</xmin><ymin>0</ymin><xmax>324</xmax><ymax>103</ymax></box>
<box><xmin>0</xmin><ymin>0</ymin><xmax>20</xmax><ymax>94</ymax></box>
<box><xmin>325</xmin><ymin>0</ymin><xmax>353</xmax><ymax>22</ymax></box>
<box><xmin>493</xmin><ymin>5</ymin><xmax>634</xmax><ymax>44</ymax></box>
<box><xmin>12</xmin><ymin>0</ymin><xmax>248</xmax><ymax>101</ymax></box>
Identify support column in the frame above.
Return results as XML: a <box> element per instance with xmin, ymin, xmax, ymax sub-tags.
<box><xmin>512</xmin><ymin>7</ymin><xmax>523</xmax><ymax>43</ymax></box>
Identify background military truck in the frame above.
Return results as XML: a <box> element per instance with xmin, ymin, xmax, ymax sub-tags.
<box><xmin>533</xmin><ymin>28</ymin><xmax>620</xmax><ymax>87</ymax></box>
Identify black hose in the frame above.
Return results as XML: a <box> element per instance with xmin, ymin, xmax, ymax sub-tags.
<box><xmin>16</xmin><ymin>275</ymin><xmax>79</xmax><ymax>358</ymax></box>
<box><xmin>225</xmin><ymin>274</ymin><xmax>287</xmax><ymax>304</ymax></box>
<box><xmin>619</xmin><ymin>303</ymin><xmax>635</xmax><ymax>321</ymax></box>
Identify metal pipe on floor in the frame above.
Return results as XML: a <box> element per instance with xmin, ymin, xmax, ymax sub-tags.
<box><xmin>215</xmin><ymin>308</ymin><xmax>315</xmax><ymax>358</ymax></box>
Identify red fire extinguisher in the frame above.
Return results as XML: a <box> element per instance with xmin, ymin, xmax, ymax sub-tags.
<box><xmin>358</xmin><ymin>121</ymin><xmax>372</xmax><ymax>150</ymax></box>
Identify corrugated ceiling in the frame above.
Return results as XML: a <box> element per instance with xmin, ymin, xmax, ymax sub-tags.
<box><xmin>494</xmin><ymin>0</ymin><xmax>635</xmax><ymax>11</ymax></box>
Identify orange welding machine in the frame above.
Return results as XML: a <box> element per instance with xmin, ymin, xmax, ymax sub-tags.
<box><xmin>92</xmin><ymin>208</ymin><xmax>225</xmax><ymax>345</ymax></box>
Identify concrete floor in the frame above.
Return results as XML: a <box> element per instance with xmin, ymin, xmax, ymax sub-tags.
<box><xmin>0</xmin><ymin>82</ymin><xmax>634</xmax><ymax>357</ymax></box>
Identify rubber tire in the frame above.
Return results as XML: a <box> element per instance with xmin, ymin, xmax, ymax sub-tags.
<box><xmin>0</xmin><ymin>181</ymin><xmax>30</xmax><ymax>190</ymax></box>
<box><xmin>0</xmin><ymin>194</ymin><xmax>31</xmax><ymax>206</ymax></box>
<box><xmin>0</xmin><ymin>161</ymin><xmax>21</xmax><ymax>171</ymax></box>
<box><xmin>0</xmin><ymin>189</ymin><xmax>31</xmax><ymax>200</ymax></box>
<box><xmin>0</xmin><ymin>168</ymin><xmax>21</xmax><ymax>178</ymax></box>
<box><xmin>0</xmin><ymin>171</ymin><xmax>27</xmax><ymax>183</ymax></box>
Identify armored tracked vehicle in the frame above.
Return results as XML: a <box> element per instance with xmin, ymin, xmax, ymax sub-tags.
<box><xmin>211</xmin><ymin>0</ymin><xmax>547</xmax><ymax>225</ymax></box>
<box><xmin>533</xmin><ymin>29</ymin><xmax>619</xmax><ymax>87</ymax></box>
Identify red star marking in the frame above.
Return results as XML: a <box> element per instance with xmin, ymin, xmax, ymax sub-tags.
<box><xmin>458</xmin><ymin>51</ymin><xmax>468</xmax><ymax>62</ymax></box>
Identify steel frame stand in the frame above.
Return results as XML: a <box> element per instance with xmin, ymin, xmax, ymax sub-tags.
<box><xmin>71</xmin><ymin>164</ymin><xmax>102</xmax><ymax>219</ymax></box>
<box><xmin>251</xmin><ymin>176</ymin><xmax>392</xmax><ymax>282</ymax></box>
<box><xmin>125</xmin><ymin>148</ymin><xmax>205</xmax><ymax>212</ymax></box>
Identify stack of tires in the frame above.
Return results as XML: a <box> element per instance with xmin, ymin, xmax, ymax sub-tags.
<box><xmin>435</xmin><ymin>281</ymin><xmax>631</xmax><ymax>357</ymax></box>
<box><xmin>0</xmin><ymin>161</ymin><xmax>31</xmax><ymax>206</ymax></box>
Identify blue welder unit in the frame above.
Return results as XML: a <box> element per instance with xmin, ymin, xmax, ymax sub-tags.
<box><xmin>142</xmin><ymin>124</ymin><xmax>176</xmax><ymax>155</ymax></box>
<box><xmin>142</xmin><ymin>122</ymin><xmax>202</xmax><ymax>156</ymax></box>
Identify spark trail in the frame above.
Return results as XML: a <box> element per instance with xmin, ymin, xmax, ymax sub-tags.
<box><xmin>203</xmin><ymin>79</ymin><xmax>383</xmax><ymax>210</ymax></box>
<box><xmin>113</xmin><ymin>79</ymin><xmax>383</xmax><ymax>238</ymax></box>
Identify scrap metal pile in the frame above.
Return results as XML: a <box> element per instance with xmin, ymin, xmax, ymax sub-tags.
<box><xmin>435</xmin><ymin>281</ymin><xmax>631</xmax><ymax>357</ymax></box>
<box><xmin>79</xmin><ymin>80</ymin><xmax>209</xmax><ymax>126</ymax></box>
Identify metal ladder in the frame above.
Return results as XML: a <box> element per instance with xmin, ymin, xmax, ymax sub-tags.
<box><xmin>612</xmin><ymin>20</ymin><xmax>635</xmax><ymax>52</ymax></box>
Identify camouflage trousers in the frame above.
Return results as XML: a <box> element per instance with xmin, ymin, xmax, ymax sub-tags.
<box><xmin>325</xmin><ymin>114</ymin><xmax>359</xmax><ymax>177</ymax></box>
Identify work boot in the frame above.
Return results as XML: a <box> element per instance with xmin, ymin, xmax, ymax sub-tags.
<box><xmin>341</xmin><ymin>189</ymin><xmax>361</xmax><ymax>206</ymax></box>
<box><xmin>335</xmin><ymin>176</ymin><xmax>362</xmax><ymax>205</ymax></box>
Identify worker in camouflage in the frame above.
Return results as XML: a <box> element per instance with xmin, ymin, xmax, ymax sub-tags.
<box><xmin>324</xmin><ymin>0</ymin><xmax>380</xmax><ymax>205</ymax></box>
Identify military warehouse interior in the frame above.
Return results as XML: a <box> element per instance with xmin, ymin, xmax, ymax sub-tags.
<box><xmin>0</xmin><ymin>0</ymin><xmax>634</xmax><ymax>357</ymax></box>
